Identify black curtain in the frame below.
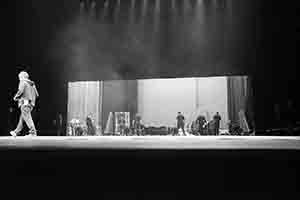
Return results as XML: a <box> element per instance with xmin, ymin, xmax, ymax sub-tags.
<box><xmin>245</xmin><ymin>76</ymin><xmax>255</xmax><ymax>130</ymax></box>
<box><xmin>227</xmin><ymin>76</ymin><xmax>254</xmax><ymax>130</ymax></box>
<box><xmin>102</xmin><ymin>80</ymin><xmax>138</xmax><ymax>130</ymax></box>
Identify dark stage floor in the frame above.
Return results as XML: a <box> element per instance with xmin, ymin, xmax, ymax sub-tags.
<box><xmin>1</xmin><ymin>134</ymin><xmax>299</xmax><ymax>196</ymax></box>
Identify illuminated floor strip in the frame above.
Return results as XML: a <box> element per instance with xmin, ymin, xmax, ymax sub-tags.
<box><xmin>0</xmin><ymin>136</ymin><xmax>300</xmax><ymax>149</ymax></box>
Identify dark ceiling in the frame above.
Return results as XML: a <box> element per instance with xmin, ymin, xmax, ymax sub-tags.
<box><xmin>11</xmin><ymin>0</ymin><xmax>298</xmax><ymax>132</ymax></box>
<box><xmin>15</xmin><ymin>0</ymin><xmax>296</xmax><ymax>82</ymax></box>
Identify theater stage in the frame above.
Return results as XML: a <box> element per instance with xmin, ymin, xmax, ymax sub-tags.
<box><xmin>0</xmin><ymin>135</ymin><xmax>300</xmax><ymax>150</ymax></box>
<box><xmin>1</xmin><ymin>135</ymin><xmax>299</xmax><ymax>194</ymax></box>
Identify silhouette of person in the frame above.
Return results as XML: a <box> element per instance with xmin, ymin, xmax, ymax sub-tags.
<box><xmin>176</xmin><ymin>112</ymin><xmax>186</xmax><ymax>136</ymax></box>
<box><xmin>213</xmin><ymin>112</ymin><xmax>221</xmax><ymax>135</ymax></box>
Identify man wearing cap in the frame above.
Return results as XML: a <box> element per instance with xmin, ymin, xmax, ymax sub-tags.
<box><xmin>10</xmin><ymin>71</ymin><xmax>39</xmax><ymax>137</ymax></box>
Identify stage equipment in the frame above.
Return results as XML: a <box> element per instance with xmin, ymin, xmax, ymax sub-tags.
<box><xmin>132</xmin><ymin>114</ymin><xmax>144</xmax><ymax>136</ymax></box>
<box><xmin>239</xmin><ymin>109</ymin><xmax>250</xmax><ymax>134</ymax></box>
<box><xmin>104</xmin><ymin>112</ymin><xmax>114</xmax><ymax>135</ymax></box>
<box><xmin>144</xmin><ymin>127</ymin><xmax>169</xmax><ymax>136</ymax></box>
<box><xmin>115</xmin><ymin>112</ymin><xmax>130</xmax><ymax>135</ymax></box>
<box><xmin>68</xmin><ymin>119</ymin><xmax>86</xmax><ymax>136</ymax></box>
<box><xmin>228</xmin><ymin>121</ymin><xmax>243</xmax><ymax>135</ymax></box>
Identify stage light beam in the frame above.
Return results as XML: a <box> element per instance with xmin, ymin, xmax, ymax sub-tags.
<box><xmin>141</xmin><ymin>0</ymin><xmax>148</xmax><ymax>25</ymax></box>
<box><xmin>184</xmin><ymin>0</ymin><xmax>192</xmax><ymax>14</ymax></box>
<box><xmin>80</xmin><ymin>0</ymin><xmax>86</xmax><ymax>17</ymax></box>
<box><xmin>197</xmin><ymin>0</ymin><xmax>203</xmax><ymax>6</ymax></box>
<box><xmin>101</xmin><ymin>0</ymin><xmax>109</xmax><ymax>21</ymax></box>
<box><xmin>153</xmin><ymin>0</ymin><xmax>160</xmax><ymax>34</ymax></box>
<box><xmin>89</xmin><ymin>0</ymin><xmax>97</xmax><ymax>19</ymax></box>
<box><xmin>114</xmin><ymin>0</ymin><xmax>121</xmax><ymax>23</ymax></box>
<box><xmin>129</xmin><ymin>0</ymin><xmax>136</xmax><ymax>25</ymax></box>
<box><xmin>171</xmin><ymin>0</ymin><xmax>176</xmax><ymax>13</ymax></box>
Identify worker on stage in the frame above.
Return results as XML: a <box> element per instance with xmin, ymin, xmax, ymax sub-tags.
<box><xmin>213</xmin><ymin>112</ymin><xmax>221</xmax><ymax>135</ymax></box>
<box><xmin>196</xmin><ymin>115</ymin><xmax>207</xmax><ymax>135</ymax></box>
<box><xmin>176</xmin><ymin>112</ymin><xmax>186</xmax><ymax>136</ymax></box>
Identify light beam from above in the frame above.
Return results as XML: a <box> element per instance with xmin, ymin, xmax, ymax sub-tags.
<box><xmin>129</xmin><ymin>0</ymin><xmax>136</xmax><ymax>25</ymax></box>
<box><xmin>101</xmin><ymin>0</ymin><xmax>110</xmax><ymax>21</ymax></box>
<box><xmin>153</xmin><ymin>0</ymin><xmax>160</xmax><ymax>34</ymax></box>
<box><xmin>141</xmin><ymin>0</ymin><xmax>148</xmax><ymax>25</ymax></box>
<box><xmin>114</xmin><ymin>0</ymin><xmax>121</xmax><ymax>24</ymax></box>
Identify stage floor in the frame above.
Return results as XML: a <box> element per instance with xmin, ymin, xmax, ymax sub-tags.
<box><xmin>0</xmin><ymin>135</ymin><xmax>300</xmax><ymax>150</ymax></box>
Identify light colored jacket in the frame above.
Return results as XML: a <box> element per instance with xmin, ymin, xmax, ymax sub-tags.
<box><xmin>14</xmin><ymin>78</ymin><xmax>39</xmax><ymax>107</ymax></box>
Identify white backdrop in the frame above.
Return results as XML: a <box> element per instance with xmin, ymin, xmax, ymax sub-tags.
<box><xmin>138</xmin><ymin>77</ymin><xmax>228</xmax><ymax>129</ymax></box>
<box><xmin>67</xmin><ymin>81</ymin><xmax>102</xmax><ymax>127</ymax></box>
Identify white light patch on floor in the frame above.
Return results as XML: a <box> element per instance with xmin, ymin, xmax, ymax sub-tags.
<box><xmin>0</xmin><ymin>136</ymin><xmax>300</xmax><ymax>150</ymax></box>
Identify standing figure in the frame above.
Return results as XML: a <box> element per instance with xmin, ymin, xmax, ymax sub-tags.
<box><xmin>190</xmin><ymin>120</ymin><xmax>199</xmax><ymax>135</ymax></box>
<box><xmin>54</xmin><ymin>113</ymin><xmax>64</xmax><ymax>136</ymax></box>
<box><xmin>213</xmin><ymin>112</ymin><xmax>221</xmax><ymax>135</ymax></box>
<box><xmin>133</xmin><ymin>114</ymin><xmax>142</xmax><ymax>135</ymax></box>
<box><xmin>10</xmin><ymin>71</ymin><xmax>39</xmax><ymax>137</ymax></box>
<box><xmin>86</xmin><ymin>115</ymin><xmax>96</xmax><ymax>136</ymax></box>
<box><xmin>285</xmin><ymin>100</ymin><xmax>297</xmax><ymax>135</ymax></box>
<box><xmin>176</xmin><ymin>112</ymin><xmax>186</xmax><ymax>136</ymax></box>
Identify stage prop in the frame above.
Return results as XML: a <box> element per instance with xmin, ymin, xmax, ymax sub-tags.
<box><xmin>104</xmin><ymin>112</ymin><xmax>114</xmax><ymax>135</ymax></box>
<box><xmin>103</xmin><ymin>112</ymin><xmax>131</xmax><ymax>135</ymax></box>
<box><xmin>239</xmin><ymin>109</ymin><xmax>250</xmax><ymax>134</ymax></box>
<box><xmin>115</xmin><ymin>112</ymin><xmax>130</xmax><ymax>135</ymax></box>
<box><xmin>67</xmin><ymin>117</ymin><xmax>100</xmax><ymax>136</ymax></box>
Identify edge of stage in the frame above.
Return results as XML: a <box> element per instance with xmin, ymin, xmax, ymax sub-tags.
<box><xmin>0</xmin><ymin>135</ymin><xmax>300</xmax><ymax>150</ymax></box>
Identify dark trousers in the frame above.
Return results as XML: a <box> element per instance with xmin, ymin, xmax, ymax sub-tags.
<box><xmin>57</xmin><ymin>127</ymin><xmax>63</xmax><ymax>136</ymax></box>
<box><xmin>215</xmin><ymin>124</ymin><xmax>220</xmax><ymax>135</ymax></box>
<box><xmin>177</xmin><ymin>123</ymin><xmax>186</xmax><ymax>135</ymax></box>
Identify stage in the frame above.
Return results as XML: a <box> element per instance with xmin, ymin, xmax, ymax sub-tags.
<box><xmin>1</xmin><ymin>135</ymin><xmax>300</xmax><ymax>150</ymax></box>
<box><xmin>1</xmin><ymin>135</ymin><xmax>299</xmax><ymax>194</ymax></box>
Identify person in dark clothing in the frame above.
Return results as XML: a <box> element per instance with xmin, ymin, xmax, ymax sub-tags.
<box><xmin>213</xmin><ymin>112</ymin><xmax>221</xmax><ymax>135</ymax></box>
<box><xmin>86</xmin><ymin>115</ymin><xmax>96</xmax><ymax>136</ymax></box>
<box><xmin>284</xmin><ymin>100</ymin><xmax>297</xmax><ymax>135</ymax></box>
<box><xmin>176</xmin><ymin>112</ymin><xmax>186</xmax><ymax>136</ymax></box>
<box><xmin>54</xmin><ymin>113</ymin><xmax>64</xmax><ymax>136</ymax></box>
<box><xmin>133</xmin><ymin>114</ymin><xmax>142</xmax><ymax>135</ymax></box>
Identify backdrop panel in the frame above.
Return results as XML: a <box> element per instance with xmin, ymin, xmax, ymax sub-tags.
<box><xmin>138</xmin><ymin>77</ymin><xmax>228</xmax><ymax>129</ymax></box>
<box><xmin>67</xmin><ymin>81</ymin><xmax>102</xmax><ymax>128</ymax></box>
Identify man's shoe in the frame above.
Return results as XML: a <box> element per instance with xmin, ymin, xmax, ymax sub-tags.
<box><xmin>10</xmin><ymin>131</ymin><xmax>17</xmax><ymax>137</ymax></box>
<box><xmin>25</xmin><ymin>133</ymin><xmax>37</xmax><ymax>137</ymax></box>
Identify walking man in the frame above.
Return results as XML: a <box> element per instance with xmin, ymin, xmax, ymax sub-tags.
<box><xmin>10</xmin><ymin>71</ymin><xmax>39</xmax><ymax>137</ymax></box>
